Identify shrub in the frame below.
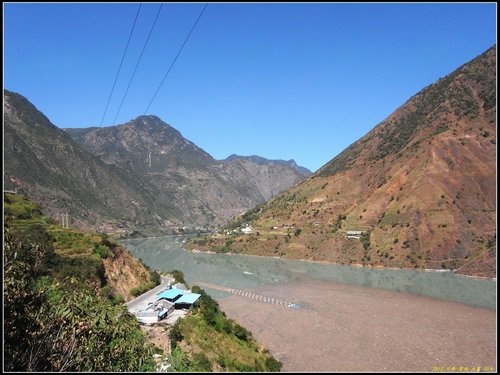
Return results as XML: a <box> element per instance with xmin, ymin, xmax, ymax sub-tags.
<box><xmin>150</xmin><ymin>270</ymin><xmax>161</xmax><ymax>286</ymax></box>
<box><xmin>4</xmin><ymin>227</ymin><xmax>156</xmax><ymax>372</ymax></box>
<box><xmin>170</xmin><ymin>269</ymin><xmax>186</xmax><ymax>285</ymax></box>
<box><xmin>265</xmin><ymin>357</ymin><xmax>283</xmax><ymax>372</ymax></box>
<box><xmin>233</xmin><ymin>324</ymin><xmax>252</xmax><ymax>342</ymax></box>
<box><xmin>93</xmin><ymin>244</ymin><xmax>111</xmax><ymax>259</ymax></box>
<box><xmin>191</xmin><ymin>352</ymin><xmax>213</xmax><ymax>372</ymax></box>
<box><xmin>169</xmin><ymin>319</ymin><xmax>184</xmax><ymax>349</ymax></box>
<box><xmin>130</xmin><ymin>282</ymin><xmax>156</xmax><ymax>297</ymax></box>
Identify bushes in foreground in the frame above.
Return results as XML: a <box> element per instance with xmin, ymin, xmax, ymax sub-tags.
<box><xmin>4</xmin><ymin>225</ymin><xmax>158</xmax><ymax>372</ymax></box>
<box><xmin>167</xmin><ymin>285</ymin><xmax>282</xmax><ymax>372</ymax></box>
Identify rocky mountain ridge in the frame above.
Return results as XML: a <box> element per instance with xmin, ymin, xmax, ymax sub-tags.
<box><xmin>64</xmin><ymin>115</ymin><xmax>311</xmax><ymax>229</ymax></box>
<box><xmin>4</xmin><ymin>91</ymin><xmax>310</xmax><ymax>236</ymax></box>
<box><xmin>4</xmin><ymin>91</ymin><xmax>162</xmax><ymax>234</ymax></box>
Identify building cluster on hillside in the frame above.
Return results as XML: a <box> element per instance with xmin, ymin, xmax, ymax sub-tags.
<box><xmin>131</xmin><ymin>284</ymin><xmax>201</xmax><ymax>325</ymax></box>
<box><xmin>224</xmin><ymin>223</ymin><xmax>253</xmax><ymax>235</ymax></box>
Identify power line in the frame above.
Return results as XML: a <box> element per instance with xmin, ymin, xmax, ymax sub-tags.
<box><xmin>143</xmin><ymin>3</ymin><xmax>208</xmax><ymax>115</ymax></box>
<box><xmin>112</xmin><ymin>3</ymin><xmax>164</xmax><ymax>125</ymax></box>
<box><xmin>100</xmin><ymin>3</ymin><xmax>142</xmax><ymax>127</ymax></box>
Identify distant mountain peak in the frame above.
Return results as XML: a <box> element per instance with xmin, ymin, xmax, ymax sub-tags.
<box><xmin>125</xmin><ymin>115</ymin><xmax>177</xmax><ymax>133</ymax></box>
<box><xmin>223</xmin><ymin>154</ymin><xmax>312</xmax><ymax>175</ymax></box>
<box><xmin>132</xmin><ymin>114</ymin><xmax>168</xmax><ymax>125</ymax></box>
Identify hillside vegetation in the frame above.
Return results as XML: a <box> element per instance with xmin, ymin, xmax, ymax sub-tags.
<box><xmin>3</xmin><ymin>193</ymin><xmax>282</xmax><ymax>372</ymax></box>
<box><xmin>3</xmin><ymin>192</ymin><xmax>159</xmax><ymax>371</ymax></box>
<box><xmin>165</xmin><ymin>281</ymin><xmax>282</xmax><ymax>372</ymax></box>
<box><xmin>185</xmin><ymin>45</ymin><xmax>496</xmax><ymax>278</ymax></box>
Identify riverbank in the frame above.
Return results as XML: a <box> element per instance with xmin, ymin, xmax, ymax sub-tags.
<box><xmin>184</xmin><ymin>246</ymin><xmax>497</xmax><ymax>281</ymax></box>
<box><xmin>216</xmin><ymin>278</ymin><xmax>497</xmax><ymax>372</ymax></box>
<box><xmin>122</xmin><ymin>235</ymin><xmax>496</xmax><ymax>371</ymax></box>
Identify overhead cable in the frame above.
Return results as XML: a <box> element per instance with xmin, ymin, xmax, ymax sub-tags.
<box><xmin>99</xmin><ymin>3</ymin><xmax>142</xmax><ymax>127</ymax></box>
<box><xmin>143</xmin><ymin>3</ymin><xmax>208</xmax><ymax>115</ymax></box>
<box><xmin>112</xmin><ymin>3</ymin><xmax>164</xmax><ymax>125</ymax></box>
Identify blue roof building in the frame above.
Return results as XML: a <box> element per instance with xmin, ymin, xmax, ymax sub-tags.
<box><xmin>155</xmin><ymin>287</ymin><xmax>201</xmax><ymax>310</ymax></box>
<box><xmin>175</xmin><ymin>293</ymin><xmax>201</xmax><ymax>309</ymax></box>
<box><xmin>176</xmin><ymin>293</ymin><xmax>201</xmax><ymax>305</ymax></box>
<box><xmin>156</xmin><ymin>288</ymin><xmax>183</xmax><ymax>302</ymax></box>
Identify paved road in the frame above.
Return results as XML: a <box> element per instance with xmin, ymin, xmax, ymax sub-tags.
<box><xmin>126</xmin><ymin>276</ymin><xmax>172</xmax><ymax>313</ymax></box>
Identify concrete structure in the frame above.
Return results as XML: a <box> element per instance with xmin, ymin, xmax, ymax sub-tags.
<box><xmin>134</xmin><ymin>310</ymin><xmax>160</xmax><ymax>325</ymax></box>
<box><xmin>149</xmin><ymin>299</ymin><xmax>175</xmax><ymax>318</ymax></box>
<box><xmin>156</xmin><ymin>288</ymin><xmax>183</xmax><ymax>302</ymax></box>
<box><xmin>129</xmin><ymin>284</ymin><xmax>202</xmax><ymax>325</ymax></box>
<box><xmin>132</xmin><ymin>299</ymin><xmax>175</xmax><ymax>324</ymax></box>
<box><xmin>175</xmin><ymin>293</ymin><xmax>201</xmax><ymax>309</ymax></box>
<box><xmin>345</xmin><ymin>230</ymin><xmax>365</xmax><ymax>239</ymax></box>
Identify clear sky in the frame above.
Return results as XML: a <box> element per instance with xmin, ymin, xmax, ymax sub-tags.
<box><xmin>3</xmin><ymin>2</ymin><xmax>497</xmax><ymax>172</ymax></box>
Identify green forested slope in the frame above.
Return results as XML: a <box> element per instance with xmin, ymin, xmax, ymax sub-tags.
<box><xmin>3</xmin><ymin>193</ymin><xmax>282</xmax><ymax>372</ymax></box>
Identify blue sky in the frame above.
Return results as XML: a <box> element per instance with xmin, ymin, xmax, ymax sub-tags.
<box><xmin>3</xmin><ymin>2</ymin><xmax>497</xmax><ymax>172</ymax></box>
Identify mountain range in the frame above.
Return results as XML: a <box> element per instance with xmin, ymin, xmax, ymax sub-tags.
<box><xmin>3</xmin><ymin>92</ymin><xmax>311</xmax><ymax>236</ymax></box>
<box><xmin>187</xmin><ymin>45</ymin><xmax>496</xmax><ymax>278</ymax></box>
<box><xmin>3</xmin><ymin>45</ymin><xmax>496</xmax><ymax>277</ymax></box>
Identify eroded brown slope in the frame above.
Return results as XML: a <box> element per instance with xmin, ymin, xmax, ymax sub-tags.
<box><xmin>102</xmin><ymin>245</ymin><xmax>156</xmax><ymax>302</ymax></box>
<box><xmin>190</xmin><ymin>46</ymin><xmax>496</xmax><ymax>277</ymax></box>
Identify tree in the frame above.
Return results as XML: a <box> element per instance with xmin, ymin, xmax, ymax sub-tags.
<box><xmin>4</xmin><ymin>225</ymin><xmax>158</xmax><ymax>372</ymax></box>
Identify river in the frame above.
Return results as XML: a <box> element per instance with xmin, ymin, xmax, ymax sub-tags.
<box><xmin>121</xmin><ymin>235</ymin><xmax>497</xmax><ymax>372</ymax></box>
<box><xmin>121</xmin><ymin>235</ymin><xmax>495</xmax><ymax>309</ymax></box>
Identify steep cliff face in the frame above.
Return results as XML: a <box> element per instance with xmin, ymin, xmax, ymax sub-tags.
<box><xmin>192</xmin><ymin>45</ymin><xmax>496</xmax><ymax>278</ymax></box>
<box><xmin>101</xmin><ymin>245</ymin><xmax>155</xmax><ymax>302</ymax></box>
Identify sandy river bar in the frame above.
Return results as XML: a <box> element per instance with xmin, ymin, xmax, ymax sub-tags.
<box><xmin>215</xmin><ymin>279</ymin><xmax>496</xmax><ymax>372</ymax></box>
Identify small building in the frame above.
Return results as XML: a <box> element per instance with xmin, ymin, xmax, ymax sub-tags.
<box><xmin>149</xmin><ymin>299</ymin><xmax>175</xmax><ymax>319</ymax></box>
<box><xmin>241</xmin><ymin>226</ymin><xmax>252</xmax><ymax>234</ymax></box>
<box><xmin>156</xmin><ymin>288</ymin><xmax>183</xmax><ymax>302</ymax></box>
<box><xmin>346</xmin><ymin>230</ymin><xmax>364</xmax><ymax>236</ymax></box>
<box><xmin>134</xmin><ymin>310</ymin><xmax>160</xmax><ymax>325</ymax></box>
<box><xmin>131</xmin><ymin>286</ymin><xmax>201</xmax><ymax>325</ymax></box>
<box><xmin>133</xmin><ymin>299</ymin><xmax>176</xmax><ymax>324</ymax></box>
<box><xmin>174</xmin><ymin>293</ymin><xmax>201</xmax><ymax>310</ymax></box>
<box><xmin>345</xmin><ymin>230</ymin><xmax>365</xmax><ymax>239</ymax></box>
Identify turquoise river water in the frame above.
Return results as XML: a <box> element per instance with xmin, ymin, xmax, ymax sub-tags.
<box><xmin>121</xmin><ymin>235</ymin><xmax>496</xmax><ymax>310</ymax></box>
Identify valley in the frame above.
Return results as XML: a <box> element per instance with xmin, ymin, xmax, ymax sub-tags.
<box><xmin>5</xmin><ymin>0</ymin><xmax>500</xmax><ymax>371</ymax></box>
<box><xmin>123</xmin><ymin>234</ymin><xmax>496</xmax><ymax>372</ymax></box>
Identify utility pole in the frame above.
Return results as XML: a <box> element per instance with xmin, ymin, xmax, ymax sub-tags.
<box><xmin>59</xmin><ymin>213</ymin><xmax>69</xmax><ymax>228</ymax></box>
<box><xmin>61</xmin><ymin>213</ymin><xmax>69</xmax><ymax>228</ymax></box>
